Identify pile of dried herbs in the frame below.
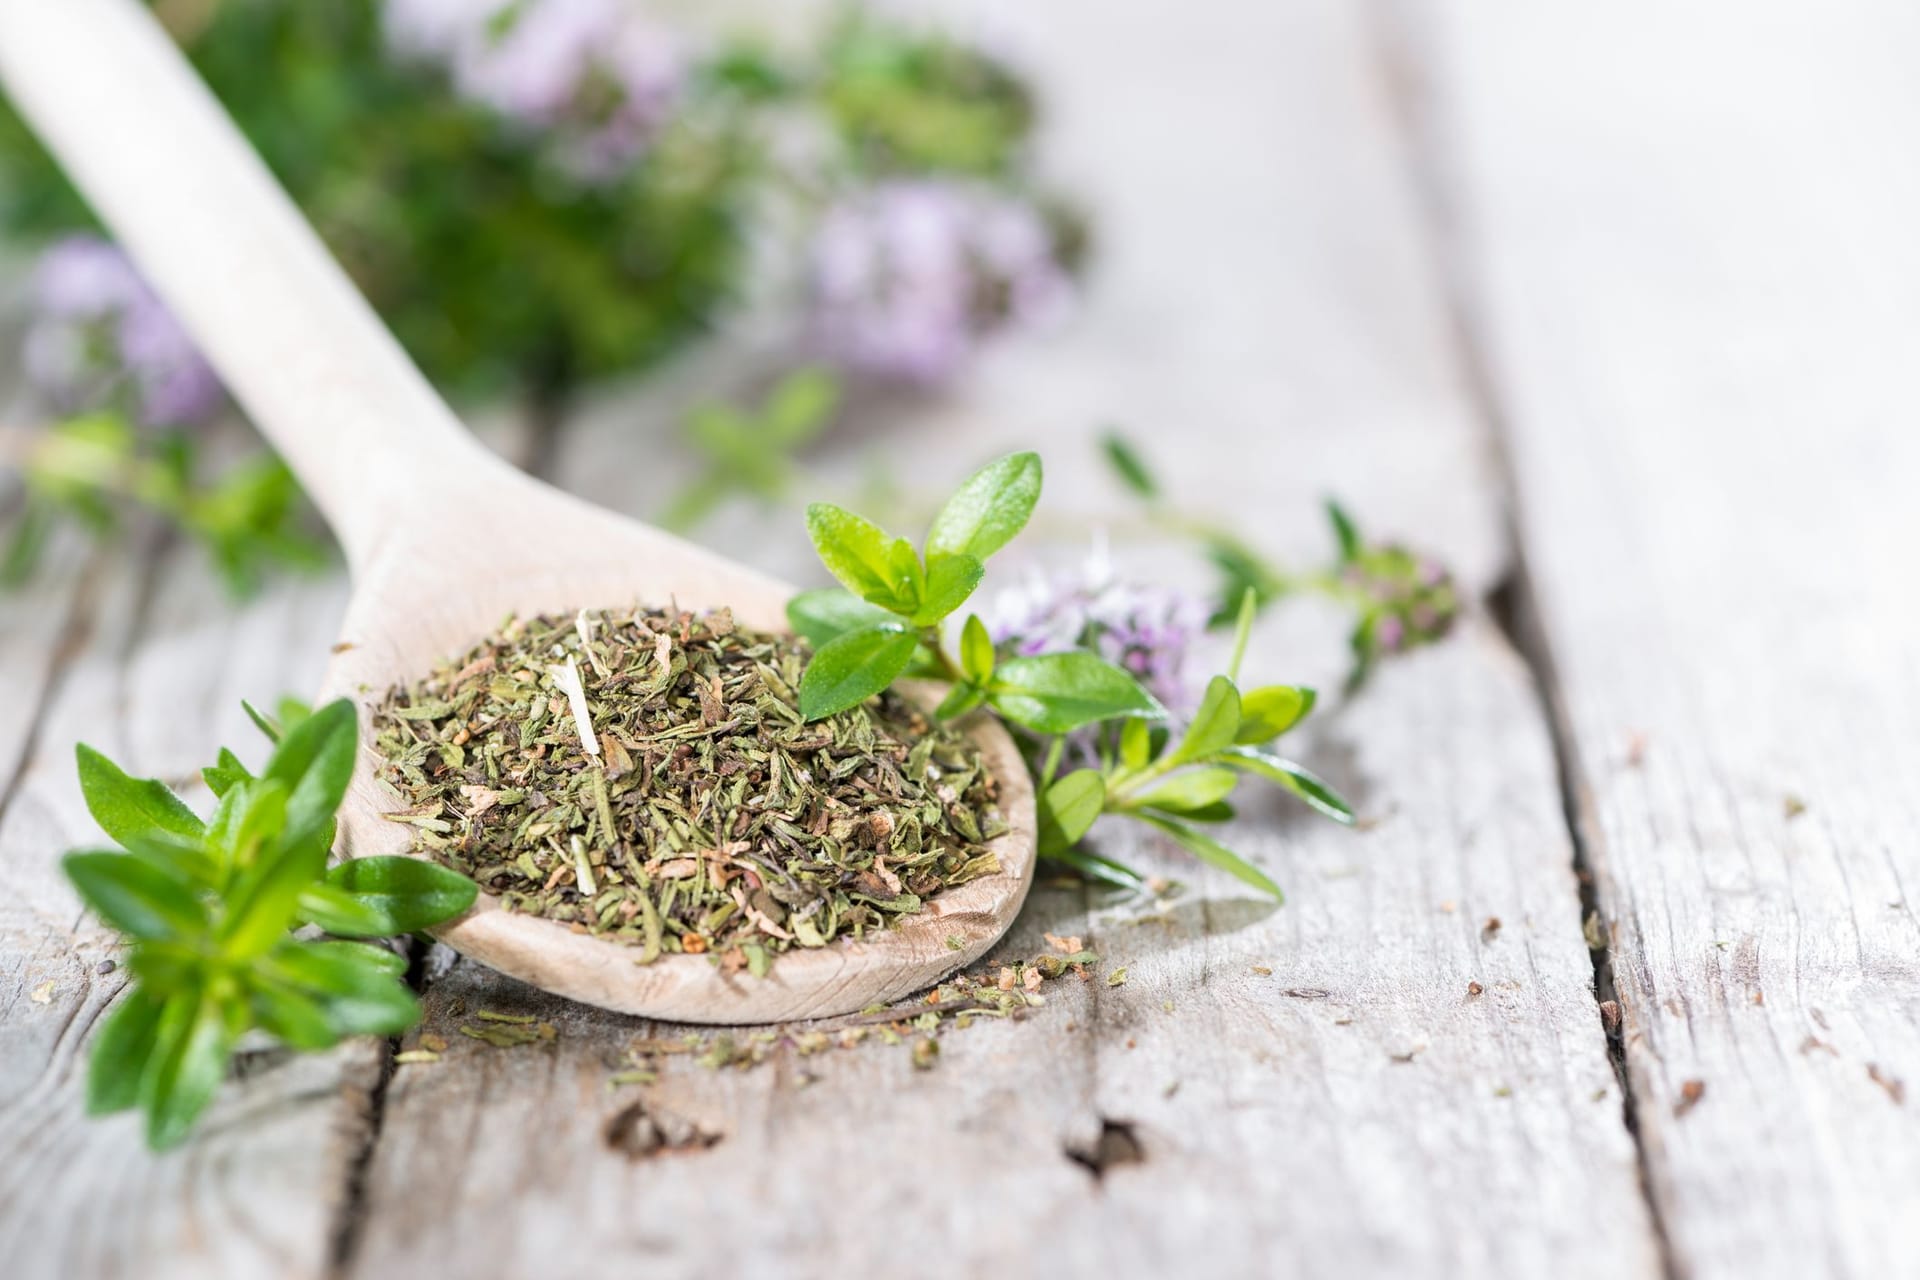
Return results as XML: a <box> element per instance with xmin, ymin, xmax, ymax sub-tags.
<box><xmin>370</xmin><ymin>605</ymin><xmax>1006</xmax><ymax>972</ymax></box>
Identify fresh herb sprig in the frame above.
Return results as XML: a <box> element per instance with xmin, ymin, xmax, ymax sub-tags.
<box><xmin>2</xmin><ymin>414</ymin><xmax>327</xmax><ymax>595</ymax></box>
<box><xmin>659</xmin><ymin>368</ymin><xmax>842</xmax><ymax>533</ymax></box>
<box><xmin>1101</xmin><ymin>431</ymin><xmax>1460</xmax><ymax>689</ymax></box>
<box><xmin>64</xmin><ymin>698</ymin><xmax>476</xmax><ymax>1150</ymax></box>
<box><xmin>1031</xmin><ymin>590</ymin><xmax>1353</xmax><ymax>900</ymax></box>
<box><xmin>788</xmin><ymin>452</ymin><xmax>1354</xmax><ymax>899</ymax></box>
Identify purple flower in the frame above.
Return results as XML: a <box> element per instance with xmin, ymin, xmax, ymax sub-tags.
<box><xmin>807</xmin><ymin>180</ymin><xmax>1073</xmax><ymax>385</ymax></box>
<box><xmin>984</xmin><ymin>542</ymin><xmax>1206</xmax><ymax>713</ymax></box>
<box><xmin>24</xmin><ymin>236</ymin><xmax>223</xmax><ymax>428</ymax></box>
<box><xmin>384</xmin><ymin>0</ymin><xmax>683</xmax><ymax>179</ymax></box>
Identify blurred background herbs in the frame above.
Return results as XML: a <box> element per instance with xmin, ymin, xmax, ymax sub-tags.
<box><xmin>0</xmin><ymin>0</ymin><xmax>1083</xmax><ymax>588</ymax></box>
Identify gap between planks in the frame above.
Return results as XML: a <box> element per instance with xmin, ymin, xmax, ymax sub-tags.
<box><xmin>1361</xmin><ymin>2</ymin><xmax>1682</xmax><ymax>1273</ymax></box>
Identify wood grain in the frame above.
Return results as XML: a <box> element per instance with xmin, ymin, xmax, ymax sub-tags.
<box><xmin>1422</xmin><ymin>3</ymin><xmax>1920</xmax><ymax>1275</ymax></box>
<box><xmin>349</xmin><ymin>1</ymin><xmax>1657</xmax><ymax>1274</ymax></box>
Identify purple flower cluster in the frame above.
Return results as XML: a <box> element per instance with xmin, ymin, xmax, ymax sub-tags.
<box><xmin>807</xmin><ymin>180</ymin><xmax>1072</xmax><ymax>385</ymax></box>
<box><xmin>23</xmin><ymin>236</ymin><xmax>223</xmax><ymax>428</ymax></box>
<box><xmin>1344</xmin><ymin>547</ymin><xmax>1458</xmax><ymax>662</ymax></box>
<box><xmin>985</xmin><ymin>544</ymin><xmax>1206</xmax><ymax>713</ymax></box>
<box><xmin>384</xmin><ymin>0</ymin><xmax>684</xmax><ymax>179</ymax></box>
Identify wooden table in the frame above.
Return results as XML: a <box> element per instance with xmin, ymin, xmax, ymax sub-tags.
<box><xmin>2</xmin><ymin>3</ymin><xmax>1915</xmax><ymax>1276</ymax></box>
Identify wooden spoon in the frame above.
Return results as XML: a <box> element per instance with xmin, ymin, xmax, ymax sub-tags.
<box><xmin>0</xmin><ymin>0</ymin><xmax>1036</xmax><ymax>1022</ymax></box>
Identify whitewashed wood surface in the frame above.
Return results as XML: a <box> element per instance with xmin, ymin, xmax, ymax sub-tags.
<box><xmin>0</xmin><ymin>2</ymin><xmax>1910</xmax><ymax>1277</ymax></box>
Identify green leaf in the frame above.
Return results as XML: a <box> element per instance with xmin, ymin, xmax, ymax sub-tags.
<box><xmin>121</xmin><ymin>834</ymin><xmax>223</xmax><ymax>891</ymax></box>
<box><xmin>1133</xmin><ymin>766</ymin><xmax>1239</xmax><ymax>814</ymax></box>
<box><xmin>1036</xmin><ymin>770</ymin><xmax>1106</xmax><ymax>855</ymax></box>
<box><xmin>989</xmin><ymin>652</ymin><xmax>1164</xmax><ymax>734</ymax></box>
<box><xmin>322</xmin><ymin>857</ymin><xmax>478</xmax><ymax>935</ymax></box>
<box><xmin>908</xmin><ymin>553</ymin><xmax>983</xmax><ymax>626</ymax></box>
<box><xmin>925</xmin><ymin>452</ymin><xmax>1042</xmax><ymax>562</ymax></box>
<box><xmin>296</xmin><ymin>882</ymin><xmax>389</xmax><ymax>936</ymax></box>
<box><xmin>1040</xmin><ymin>846</ymin><xmax>1147</xmax><ymax>891</ymax></box>
<box><xmin>140</xmin><ymin>990</ymin><xmax>236</xmax><ymax>1150</ymax></box>
<box><xmin>805</xmin><ymin>503</ymin><xmax>915</xmax><ymax>611</ymax></box>
<box><xmin>248</xmin><ymin>979</ymin><xmax>342</xmax><ymax>1052</ymax></box>
<box><xmin>1168</xmin><ymin>675</ymin><xmax>1241</xmax><ymax>765</ymax></box>
<box><xmin>1100</xmin><ymin>431</ymin><xmax>1158</xmax><ymax>500</ymax></box>
<box><xmin>1176</xmin><ymin>801</ymin><xmax>1237</xmax><ymax>824</ymax></box>
<box><xmin>202</xmin><ymin>747</ymin><xmax>254</xmax><ymax>798</ymax></box>
<box><xmin>1136</xmin><ymin>813</ymin><xmax>1284</xmax><ymax>901</ymax></box>
<box><xmin>1326</xmin><ymin>498</ymin><xmax>1362</xmax><ymax>563</ymax></box>
<box><xmin>75</xmin><ymin>744</ymin><xmax>205</xmax><ymax>849</ymax></box>
<box><xmin>1119</xmin><ymin>717</ymin><xmax>1152</xmax><ymax>771</ymax></box>
<box><xmin>86</xmin><ymin>986</ymin><xmax>167</xmax><ymax>1116</ymax></box>
<box><xmin>1235</xmin><ymin>685</ymin><xmax>1317</xmax><ymax>744</ymax></box>
<box><xmin>262</xmin><ymin>698</ymin><xmax>356</xmax><ymax>851</ymax></box>
<box><xmin>798</xmin><ymin>622</ymin><xmax>919</xmax><ymax>721</ymax></box>
<box><xmin>762</xmin><ymin>366</ymin><xmax>840</xmax><ymax>443</ymax></box>
<box><xmin>63</xmin><ymin>852</ymin><xmax>206</xmax><ymax>940</ymax></box>
<box><xmin>242</xmin><ymin>699</ymin><xmax>283</xmax><ymax>744</ymax></box>
<box><xmin>933</xmin><ymin>682</ymin><xmax>987</xmax><ymax>721</ymax></box>
<box><xmin>266</xmin><ymin>940</ymin><xmax>420</xmax><ymax>1038</ymax></box>
<box><xmin>959</xmin><ymin>614</ymin><xmax>995</xmax><ymax>684</ymax></box>
<box><xmin>218</xmin><ymin>832</ymin><xmax>329</xmax><ymax>961</ymax></box>
<box><xmin>786</xmin><ymin>588</ymin><xmax>895</xmax><ymax>647</ymax></box>
<box><xmin>1221</xmin><ymin>748</ymin><xmax>1356</xmax><ymax>825</ymax></box>
<box><xmin>205</xmin><ymin>777</ymin><xmax>289</xmax><ymax>868</ymax></box>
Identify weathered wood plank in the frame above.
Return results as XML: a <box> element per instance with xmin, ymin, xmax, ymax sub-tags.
<box><xmin>354</xmin><ymin>2</ymin><xmax>1657</xmax><ymax>1275</ymax></box>
<box><xmin>1424</xmin><ymin>4</ymin><xmax>1920</xmax><ymax>1275</ymax></box>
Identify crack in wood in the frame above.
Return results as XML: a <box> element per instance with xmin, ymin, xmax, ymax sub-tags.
<box><xmin>1360</xmin><ymin>3</ymin><xmax>1681</xmax><ymax>1276</ymax></box>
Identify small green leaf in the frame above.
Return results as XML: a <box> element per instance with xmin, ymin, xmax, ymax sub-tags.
<box><xmin>263</xmin><ymin>698</ymin><xmax>357</xmax><ymax>851</ymax></box>
<box><xmin>86</xmin><ymin>986</ymin><xmax>167</xmax><ymax>1115</ymax></box>
<box><xmin>202</xmin><ymin>747</ymin><xmax>254</xmax><ymax>798</ymax></box>
<box><xmin>1137</xmin><ymin>813</ymin><xmax>1284</xmax><ymax>901</ymax></box>
<box><xmin>1169</xmin><ymin>675</ymin><xmax>1241</xmax><ymax>765</ymax></box>
<box><xmin>140</xmin><ymin>990</ymin><xmax>236</xmax><ymax>1150</ymax></box>
<box><xmin>1036</xmin><ymin>770</ymin><xmax>1107</xmax><ymax>854</ymax></box>
<box><xmin>76</xmin><ymin>744</ymin><xmax>205</xmax><ymax>849</ymax></box>
<box><xmin>787</xmin><ymin>588</ymin><xmax>894</xmax><ymax>647</ymax></box>
<box><xmin>1100</xmin><ymin>432</ymin><xmax>1158</xmax><ymax>500</ymax></box>
<box><xmin>1133</xmin><ymin>766</ymin><xmax>1239</xmax><ymax>814</ymax></box>
<box><xmin>242</xmin><ymin>699</ymin><xmax>284</xmax><ymax>744</ymax></box>
<box><xmin>204</xmin><ymin>777</ymin><xmax>289</xmax><ymax>868</ymax></box>
<box><xmin>989</xmin><ymin>652</ymin><xmax>1164</xmax><ymax>734</ymax></box>
<box><xmin>798</xmin><ymin>622</ymin><xmax>919</xmax><ymax>721</ymax></box>
<box><xmin>925</xmin><ymin>452</ymin><xmax>1042</xmax><ymax>562</ymax></box>
<box><xmin>761</xmin><ymin>367</ymin><xmax>840</xmax><ymax>443</ymax></box>
<box><xmin>1041</xmin><ymin>846</ymin><xmax>1147</xmax><ymax>891</ymax></box>
<box><xmin>805</xmin><ymin>503</ymin><xmax>914</xmax><ymax>611</ymax></box>
<box><xmin>1176</xmin><ymin>800</ymin><xmax>1237</xmax><ymax>824</ymax></box>
<box><xmin>1119</xmin><ymin>717</ymin><xmax>1152</xmax><ymax>771</ymax></box>
<box><xmin>266</xmin><ymin>940</ymin><xmax>420</xmax><ymax>1038</ymax></box>
<box><xmin>323</xmin><ymin>857</ymin><xmax>478</xmax><ymax>934</ymax></box>
<box><xmin>1235</xmin><ymin>685</ymin><xmax>1316</xmax><ymax>744</ymax></box>
<box><xmin>933</xmin><ymin>682</ymin><xmax>987</xmax><ymax>721</ymax></box>
<box><xmin>959</xmin><ymin>614</ymin><xmax>995</xmax><ymax>684</ymax></box>
<box><xmin>1222</xmin><ymin>747</ymin><xmax>1355</xmax><ymax>824</ymax></box>
<box><xmin>909</xmin><ymin>553</ymin><xmax>984</xmax><ymax>626</ymax></box>
<box><xmin>63</xmin><ymin>852</ymin><xmax>206</xmax><ymax>940</ymax></box>
<box><xmin>1327</xmin><ymin>498</ymin><xmax>1362</xmax><ymax>563</ymax></box>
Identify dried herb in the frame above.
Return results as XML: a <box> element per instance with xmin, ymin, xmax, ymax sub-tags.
<box><xmin>370</xmin><ymin>605</ymin><xmax>1006</xmax><ymax>968</ymax></box>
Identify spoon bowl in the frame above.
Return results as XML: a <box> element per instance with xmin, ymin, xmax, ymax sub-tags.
<box><xmin>0</xmin><ymin>0</ymin><xmax>1037</xmax><ymax>1022</ymax></box>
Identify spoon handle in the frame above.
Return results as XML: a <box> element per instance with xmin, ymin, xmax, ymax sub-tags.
<box><xmin>0</xmin><ymin>0</ymin><xmax>508</xmax><ymax>571</ymax></box>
